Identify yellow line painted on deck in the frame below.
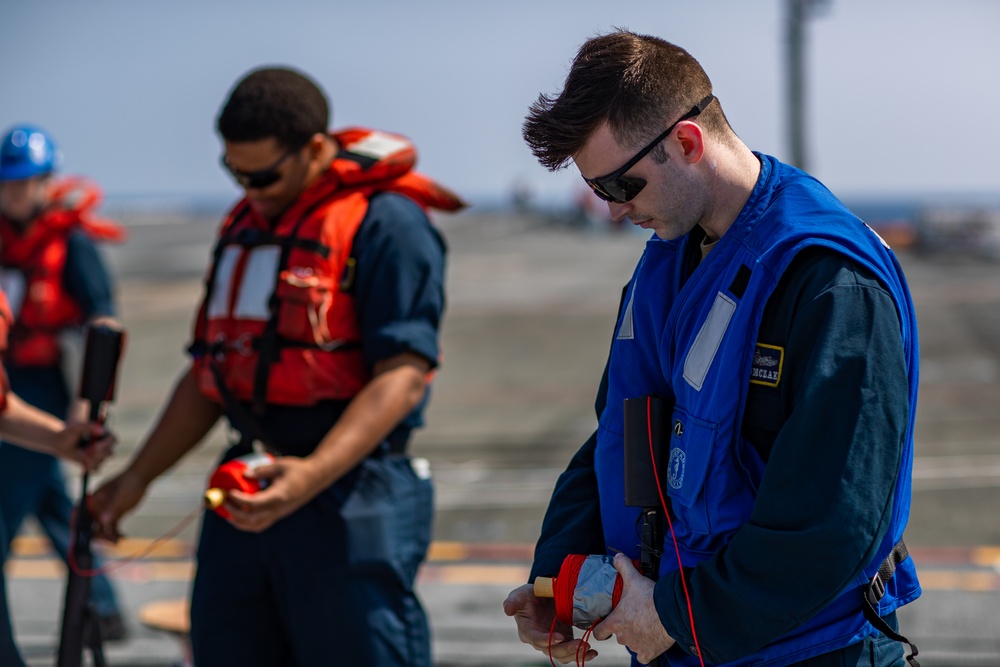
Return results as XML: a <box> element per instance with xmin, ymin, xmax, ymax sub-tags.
<box><xmin>12</xmin><ymin>535</ymin><xmax>191</xmax><ymax>559</ymax></box>
<box><xmin>13</xmin><ymin>537</ymin><xmax>478</xmax><ymax>562</ymax></box>
<box><xmin>10</xmin><ymin>538</ymin><xmax>1000</xmax><ymax>591</ymax></box>
<box><xmin>6</xmin><ymin>555</ymin><xmax>998</xmax><ymax>592</ymax></box>
<box><xmin>421</xmin><ymin>565</ymin><xmax>530</xmax><ymax>585</ymax></box>
<box><xmin>4</xmin><ymin>558</ymin><xmax>526</xmax><ymax>584</ymax></box>
<box><xmin>6</xmin><ymin>560</ymin><xmax>65</xmax><ymax>579</ymax></box>
<box><xmin>5</xmin><ymin>558</ymin><xmax>197</xmax><ymax>581</ymax></box>
<box><xmin>916</xmin><ymin>569</ymin><xmax>1000</xmax><ymax>592</ymax></box>
<box><xmin>426</xmin><ymin>541</ymin><xmax>471</xmax><ymax>561</ymax></box>
<box><xmin>972</xmin><ymin>546</ymin><xmax>1000</xmax><ymax>569</ymax></box>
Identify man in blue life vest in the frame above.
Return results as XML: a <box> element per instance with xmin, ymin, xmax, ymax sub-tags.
<box><xmin>504</xmin><ymin>31</ymin><xmax>921</xmax><ymax>667</ymax></box>
<box><xmin>0</xmin><ymin>124</ymin><xmax>127</xmax><ymax>644</ymax></box>
<box><xmin>89</xmin><ymin>67</ymin><xmax>463</xmax><ymax>666</ymax></box>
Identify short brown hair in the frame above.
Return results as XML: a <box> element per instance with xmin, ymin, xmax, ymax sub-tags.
<box><xmin>523</xmin><ymin>30</ymin><xmax>731</xmax><ymax>171</ymax></box>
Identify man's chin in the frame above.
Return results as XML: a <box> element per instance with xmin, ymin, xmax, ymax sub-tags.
<box><xmin>249</xmin><ymin>200</ymin><xmax>280</xmax><ymax>221</ymax></box>
<box><xmin>0</xmin><ymin>211</ymin><xmax>37</xmax><ymax>229</ymax></box>
<box><xmin>628</xmin><ymin>217</ymin><xmax>670</xmax><ymax>239</ymax></box>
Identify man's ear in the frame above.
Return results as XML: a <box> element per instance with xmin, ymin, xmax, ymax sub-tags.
<box><xmin>674</xmin><ymin>121</ymin><xmax>705</xmax><ymax>164</ymax></box>
<box><xmin>308</xmin><ymin>132</ymin><xmax>329</xmax><ymax>157</ymax></box>
<box><xmin>306</xmin><ymin>132</ymin><xmax>336</xmax><ymax>170</ymax></box>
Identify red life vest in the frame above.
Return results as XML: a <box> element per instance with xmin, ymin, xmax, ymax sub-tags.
<box><xmin>0</xmin><ymin>290</ymin><xmax>12</xmax><ymax>412</ymax></box>
<box><xmin>0</xmin><ymin>177</ymin><xmax>126</xmax><ymax>367</ymax></box>
<box><xmin>191</xmin><ymin>127</ymin><xmax>464</xmax><ymax>410</ymax></box>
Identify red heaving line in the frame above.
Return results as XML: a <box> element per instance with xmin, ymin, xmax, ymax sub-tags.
<box><xmin>67</xmin><ymin>505</ymin><xmax>202</xmax><ymax>577</ymax></box>
<box><xmin>648</xmin><ymin>396</ymin><xmax>705</xmax><ymax>667</ymax></box>
<box><xmin>542</xmin><ymin>395</ymin><xmax>708</xmax><ymax>666</ymax></box>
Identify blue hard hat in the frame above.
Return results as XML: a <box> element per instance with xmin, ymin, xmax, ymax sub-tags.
<box><xmin>0</xmin><ymin>125</ymin><xmax>62</xmax><ymax>181</ymax></box>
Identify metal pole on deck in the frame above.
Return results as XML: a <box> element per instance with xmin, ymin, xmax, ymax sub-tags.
<box><xmin>785</xmin><ymin>0</ymin><xmax>830</xmax><ymax>172</ymax></box>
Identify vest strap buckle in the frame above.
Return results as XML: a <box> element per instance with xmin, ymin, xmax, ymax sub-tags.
<box><xmin>865</xmin><ymin>572</ymin><xmax>886</xmax><ymax>606</ymax></box>
<box><xmin>233</xmin><ymin>332</ymin><xmax>255</xmax><ymax>356</ymax></box>
<box><xmin>860</xmin><ymin>539</ymin><xmax>920</xmax><ymax>666</ymax></box>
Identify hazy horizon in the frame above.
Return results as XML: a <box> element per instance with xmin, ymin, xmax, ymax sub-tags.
<box><xmin>3</xmin><ymin>0</ymin><xmax>999</xmax><ymax>207</ymax></box>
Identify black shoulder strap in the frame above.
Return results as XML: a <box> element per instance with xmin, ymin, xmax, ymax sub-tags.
<box><xmin>208</xmin><ymin>360</ymin><xmax>272</xmax><ymax>451</ymax></box>
<box><xmin>861</xmin><ymin>540</ymin><xmax>920</xmax><ymax>666</ymax></box>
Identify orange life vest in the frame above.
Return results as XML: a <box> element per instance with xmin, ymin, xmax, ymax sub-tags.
<box><xmin>191</xmin><ymin>127</ymin><xmax>464</xmax><ymax>411</ymax></box>
<box><xmin>0</xmin><ymin>177</ymin><xmax>126</xmax><ymax>367</ymax></box>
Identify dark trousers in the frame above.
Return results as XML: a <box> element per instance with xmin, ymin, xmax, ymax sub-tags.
<box><xmin>790</xmin><ymin>613</ymin><xmax>906</xmax><ymax>667</ymax></box>
<box><xmin>654</xmin><ymin>613</ymin><xmax>907</xmax><ymax>667</ymax></box>
<box><xmin>191</xmin><ymin>451</ymin><xmax>434</xmax><ymax>666</ymax></box>
<box><xmin>0</xmin><ymin>509</ymin><xmax>24</xmax><ymax>667</ymax></box>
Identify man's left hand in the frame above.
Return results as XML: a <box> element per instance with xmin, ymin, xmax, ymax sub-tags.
<box><xmin>592</xmin><ymin>553</ymin><xmax>676</xmax><ymax>665</ymax></box>
<box><xmin>225</xmin><ymin>456</ymin><xmax>323</xmax><ymax>532</ymax></box>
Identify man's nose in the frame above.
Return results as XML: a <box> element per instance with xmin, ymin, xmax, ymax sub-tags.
<box><xmin>607</xmin><ymin>201</ymin><xmax>631</xmax><ymax>223</ymax></box>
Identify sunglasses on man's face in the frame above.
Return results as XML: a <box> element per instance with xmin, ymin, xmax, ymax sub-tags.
<box><xmin>583</xmin><ymin>95</ymin><xmax>716</xmax><ymax>204</ymax></box>
<box><xmin>220</xmin><ymin>146</ymin><xmax>299</xmax><ymax>190</ymax></box>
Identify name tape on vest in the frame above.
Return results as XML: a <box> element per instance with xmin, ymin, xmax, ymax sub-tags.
<box><xmin>749</xmin><ymin>342</ymin><xmax>784</xmax><ymax>387</ymax></box>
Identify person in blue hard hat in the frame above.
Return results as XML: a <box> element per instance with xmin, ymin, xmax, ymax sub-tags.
<box><xmin>0</xmin><ymin>124</ymin><xmax>128</xmax><ymax>652</ymax></box>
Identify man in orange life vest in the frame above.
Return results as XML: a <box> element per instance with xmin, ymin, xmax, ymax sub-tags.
<box><xmin>90</xmin><ymin>67</ymin><xmax>464</xmax><ymax>665</ymax></box>
<box><xmin>0</xmin><ymin>287</ymin><xmax>115</xmax><ymax>667</ymax></box>
<box><xmin>0</xmin><ymin>124</ymin><xmax>127</xmax><ymax>643</ymax></box>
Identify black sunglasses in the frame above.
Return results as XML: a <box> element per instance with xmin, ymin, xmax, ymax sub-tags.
<box><xmin>220</xmin><ymin>146</ymin><xmax>300</xmax><ymax>190</ymax></box>
<box><xmin>583</xmin><ymin>94</ymin><xmax>716</xmax><ymax>204</ymax></box>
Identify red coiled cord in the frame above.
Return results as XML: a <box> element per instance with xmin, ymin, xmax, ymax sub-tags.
<box><xmin>542</xmin><ymin>395</ymin><xmax>707</xmax><ymax>666</ymax></box>
<box><xmin>547</xmin><ymin>553</ymin><xmax>628</xmax><ymax>666</ymax></box>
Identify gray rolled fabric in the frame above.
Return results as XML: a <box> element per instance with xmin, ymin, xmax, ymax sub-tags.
<box><xmin>571</xmin><ymin>555</ymin><xmax>618</xmax><ymax>629</ymax></box>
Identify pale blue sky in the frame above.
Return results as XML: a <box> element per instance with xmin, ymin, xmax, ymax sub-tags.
<box><xmin>2</xmin><ymin>0</ymin><xmax>998</xmax><ymax>205</ymax></box>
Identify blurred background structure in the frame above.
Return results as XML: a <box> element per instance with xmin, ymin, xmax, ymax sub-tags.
<box><xmin>3</xmin><ymin>1</ymin><xmax>1000</xmax><ymax>665</ymax></box>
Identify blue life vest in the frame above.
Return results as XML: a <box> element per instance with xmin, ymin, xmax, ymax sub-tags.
<box><xmin>594</xmin><ymin>154</ymin><xmax>921</xmax><ymax>666</ymax></box>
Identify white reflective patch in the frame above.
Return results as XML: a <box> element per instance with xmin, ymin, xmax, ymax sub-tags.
<box><xmin>346</xmin><ymin>131</ymin><xmax>409</xmax><ymax>160</ymax></box>
<box><xmin>207</xmin><ymin>246</ymin><xmax>242</xmax><ymax>319</ymax></box>
<box><xmin>0</xmin><ymin>269</ymin><xmax>26</xmax><ymax>318</ymax></box>
<box><xmin>864</xmin><ymin>222</ymin><xmax>891</xmax><ymax>249</ymax></box>
<box><xmin>233</xmin><ymin>245</ymin><xmax>281</xmax><ymax>320</ymax></box>
<box><xmin>616</xmin><ymin>288</ymin><xmax>635</xmax><ymax>340</ymax></box>
<box><xmin>683</xmin><ymin>292</ymin><xmax>737</xmax><ymax>391</ymax></box>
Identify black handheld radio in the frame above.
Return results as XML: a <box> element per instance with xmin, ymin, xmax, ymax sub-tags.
<box><xmin>57</xmin><ymin>323</ymin><xmax>125</xmax><ymax>667</ymax></box>
<box><xmin>623</xmin><ymin>395</ymin><xmax>673</xmax><ymax>580</ymax></box>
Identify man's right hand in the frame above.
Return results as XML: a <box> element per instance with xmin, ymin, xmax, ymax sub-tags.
<box><xmin>503</xmin><ymin>583</ymin><xmax>598</xmax><ymax>664</ymax></box>
<box><xmin>89</xmin><ymin>469</ymin><xmax>149</xmax><ymax>543</ymax></box>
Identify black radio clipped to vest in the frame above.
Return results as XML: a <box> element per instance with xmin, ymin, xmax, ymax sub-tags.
<box><xmin>623</xmin><ymin>395</ymin><xmax>674</xmax><ymax>579</ymax></box>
